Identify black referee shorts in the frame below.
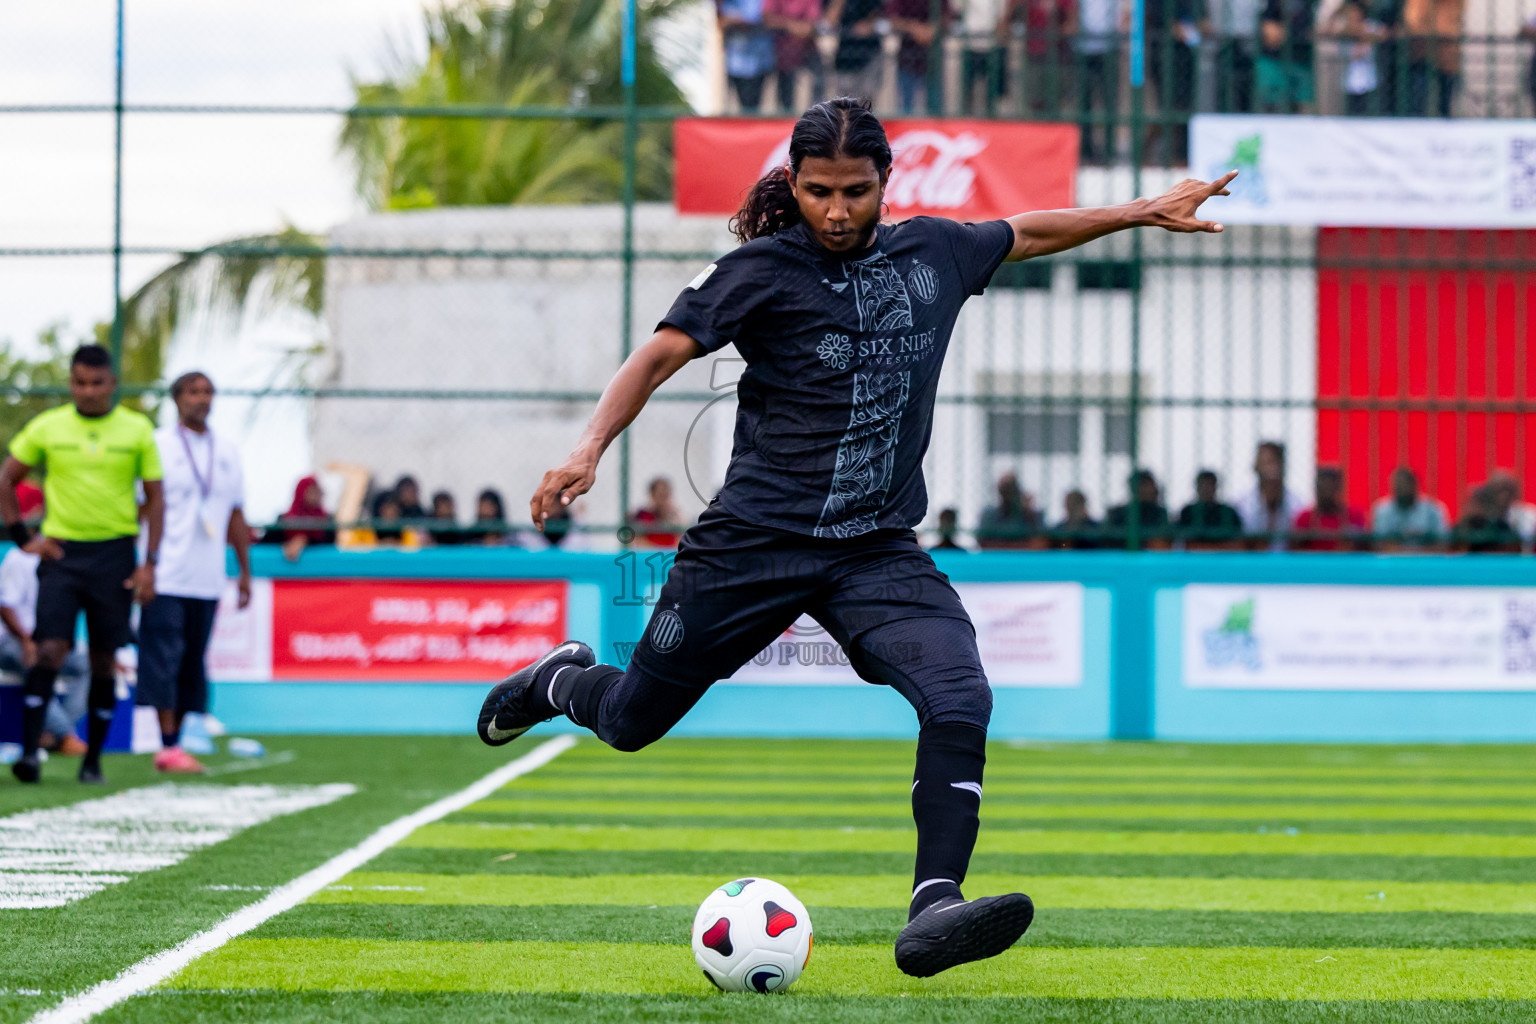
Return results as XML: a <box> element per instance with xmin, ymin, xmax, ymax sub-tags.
<box><xmin>135</xmin><ymin>595</ymin><xmax>219</xmax><ymax>714</ymax></box>
<box><xmin>606</xmin><ymin>502</ymin><xmax>991</xmax><ymax>750</ymax></box>
<box><xmin>34</xmin><ymin>537</ymin><xmax>138</xmax><ymax>650</ymax></box>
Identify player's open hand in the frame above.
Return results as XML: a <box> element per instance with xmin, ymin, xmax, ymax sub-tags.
<box><xmin>1143</xmin><ymin>170</ymin><xmax>1237</xmax><ymax>234</ymax></box>
<box><xmin>530</xmin><ymin>456</ymin><xmax>596</xmax><ymax>531</ymax></box>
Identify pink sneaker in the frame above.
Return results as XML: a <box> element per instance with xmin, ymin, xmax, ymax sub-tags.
<box><xmin>154</xmin><ymin>746</ymin><xmax>207</xmax><ymax>774</ymax></box>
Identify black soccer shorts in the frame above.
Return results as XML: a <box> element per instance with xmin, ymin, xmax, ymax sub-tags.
<box><xmin>33</xmin><ymin>537</ymin><xmax>138</xmax><ymax>650</ymax></box>
<box><xmin>604</xmin><ymin>502</ymin><xmax>992</xmax><ymax>748</ymax></box>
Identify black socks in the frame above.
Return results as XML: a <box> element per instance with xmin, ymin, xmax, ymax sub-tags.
<box><xmin>544</xmin><ymin>663</ymin><xmax>624</xmax><ymax>730</ymax></box>
<box><xmin>20</xmin><ymin>664</ymin><xmax>59</xmax><ymax>758</ymax></box>
<box><xmin>83</xmin><ymin>674</ymin><xmax>115</xmax><ymax>769</ymax></box>
<box><xmin>909</xmin><ymin>721</ymin><xmax>988</xmax><ymax>921</ymax></box>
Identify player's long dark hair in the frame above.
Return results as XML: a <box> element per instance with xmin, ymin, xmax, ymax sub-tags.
<box><xmin>729</xmin><ymin>97</ymin><xmax>893</xmax><ymax>244</ymax></box>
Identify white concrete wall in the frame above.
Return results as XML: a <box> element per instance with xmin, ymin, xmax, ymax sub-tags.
<box><xmin>318</xmin><ymin>172</ymin><xmax>1318</xmax><ymax>540</ymax></box>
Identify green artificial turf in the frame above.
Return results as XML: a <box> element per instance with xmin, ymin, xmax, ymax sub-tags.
<box><xmin>7</xmin><ymin>736</ymin><xmax>1536</xmax><ymax>1023</ymax></box>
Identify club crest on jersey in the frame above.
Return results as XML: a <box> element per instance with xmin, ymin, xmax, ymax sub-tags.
<box><xmin>908</xmin><ymin>261</ymin><xmax>938</xmax><ymax>304</ymax></box>
<box><xmin>649</xmin><ymin>608</ymin><xmax>685</xmax><ymax>653</ymax></box>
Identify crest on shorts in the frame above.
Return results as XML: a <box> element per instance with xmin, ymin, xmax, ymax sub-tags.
<box><xmin>650</xmin><ymin>609</ymin><xmax>685</xmax><ymax>653</ymax></box>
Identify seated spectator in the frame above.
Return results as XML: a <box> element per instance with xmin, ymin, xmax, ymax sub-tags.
<box><xmin>474</xmin><ymin>488</ymin><xmax>510</xmax><ymax>545</ymax></box>
<box><xmin>719</xmin><ymin>0</ymin><xmax>778</xmax><ymax>112</ymax></box>
<box><xmin>977</xmin><ymin>472</ymin><xmax>1042</xmax><ymax>548</ymax></box>
<box><xmin>1234</xmin><ymin>440</ymin><xmax>1305</xmax><ymax>549</ymax></box>
<box><xmin>429</xmin><ymin>490</ymin><xmax>467</xmax><ymax>546</ymax></box>
<box><xmin>1105</xmin><ymin>469</ymin><xmax>1172</xmax><ymax>546</ymax></box>
<box><xmin>631</xmin><ymin>476</ymin><xmax>685</xmax><ymax>547</ymax></box>
<box><xmin>373</xmin><ymin>494</ymin><xmax>405</xmax><ymax>543</ymax></box>
<box><xmin>1293</xmin><ymin>466</ymin><xmax>1366</xmax><ymax>551</ymax></box>
<box><xmin>762</xmin><ymin>0</ymin><xmax>824</xmax><ymax>109</ymax></box>
<box><xmin>276</xmin><ymin>476</ymin><xmax>335</xmax><ymax>562</ymax></box>
<box><xmin>1051</xmin><ymin>489</ymin><xmax>1101</xmax><ymax>549</ymax></box>
<box><xmin>1452</xmin><ymin>484</ymin><xmax>1521</xmax><ymax>553</ymax></box>
<box><xmin>1488</xmin><ymin>471</ymin><xmax>1536</xmax><ymax>547</ymax></box>
<box><xmin>372</xmin><ymin>474</ymin><xmax>426</xmax><ymax>521</ymax></box>
<box><xmin>928</xmin><ymin>507</ymin><xmax>966</xmax><ymax>551</ymax></box>
<box><xmin>542</xmin><ymin>504</ymin><xmax>574</xmax><ymax>548</ymax></box>
<box><xmin>1178</xmin><ymin>470</ymin><xmax>1242</xmax><ymax>546</ymax></box>
<box><xmin>1370</xmin><ymin>467</ymin><xmax>1447</xmax><ymax>548</ymax></box>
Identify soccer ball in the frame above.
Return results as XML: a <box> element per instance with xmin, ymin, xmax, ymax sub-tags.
<box><xmin>691</xmin><ymin>877</ymin><xmax>813</xmax><ymax>993</ymax></box>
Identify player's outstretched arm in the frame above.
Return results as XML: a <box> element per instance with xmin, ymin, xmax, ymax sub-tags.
<box><xmin>1002</xmin><ymin>170</ymin><xmax>1238</xmax><ymax>263</ymax></box>
<box><xmin>529</xmin><ymin>326</ymin><xmax>701</xmax><ymax>531</ymax></box>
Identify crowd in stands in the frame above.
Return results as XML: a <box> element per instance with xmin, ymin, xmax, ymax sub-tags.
<box><xmin>265</xmin><ymin>442</ymin><xmax>1534</xmax><ymax>557</ymax></box>
<box><xmin>263</xmin><ymin>473</ymin><xmax>687</xmax><ymax>559</ymax></box>
<box><xmin>715</xmin><ymin>0</ymin><xmax>1536</xmax><ymax>161</ymax></box>
<box><xmin>946</xmin><ymin>440</ymin><xmax>1536</xmax><ymax>552</ymax></box>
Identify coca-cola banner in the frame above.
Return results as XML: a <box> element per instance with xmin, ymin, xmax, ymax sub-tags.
<box><xmin>268</xmin><ymin>580</ymin><xmax>567</xmax><ymax>682</ymax></box>
<box><xmin>674</xmin><ymin>118</ymin><xmax>1079</xmax><ymax>220</ymax></box>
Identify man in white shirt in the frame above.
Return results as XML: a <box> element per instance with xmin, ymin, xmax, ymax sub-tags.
<box><xmin>137</xmin><ymin>372</ymin><xmax>253</xmax><ymax>773</ymax></box>
<box><xmin>1232</xmin><ymin>440</ymin><xmax>1305</xmax><ymax>549</ymax></box>
<box><xmin>0</xmin><ymin>542</ymin><xmax>90</xmax><ymax>755</ymax></box>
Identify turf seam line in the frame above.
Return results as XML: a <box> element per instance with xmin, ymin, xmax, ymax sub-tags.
<box><xmin>21</xmin><ymin>733</ymin><xmax>578</xmax><ymax>1024</ymax></box>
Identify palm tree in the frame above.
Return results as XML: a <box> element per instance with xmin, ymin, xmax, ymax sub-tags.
<box><xmin>112</xmin><ymin>0</ymin><xmax>690</xmax><ymax>388</ymax></box>
<box><xmin>341</xmin><ymin>0</ymin><xmax>689</xmax><ymax>209</ymax></box>
<box><xmin>115</xmin><ymin>228</ymin><xmax>326</xmax><ymax>400</ymax></box>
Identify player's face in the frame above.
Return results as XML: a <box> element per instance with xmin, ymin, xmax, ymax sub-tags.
<box><xmin>790</xmin><ymin>156</ymin><xmax>888</xmax><ymax>253</ymax></box>
<box><xmin>69</xmin><ymin>364</ymin><xmax>116</xmax><ymax>417</ymax></box>
<box><xmin>176</xmin><ymin>377</ymin><xmax>215</xmax><ymax>429</ymax></box>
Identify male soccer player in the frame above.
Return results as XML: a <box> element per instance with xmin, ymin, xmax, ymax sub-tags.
<box><xmin>1</xmin><ymin>344</ymin><xmax>163</xmax><ymax>784</ymax></box>
<box><xmin>477</xmin><ymin>97</ymin><xmax>1234</xmax><ymax>975</ymax></box>
<box><xmin>137</xmin><ymin>371</ymin><xmax>252</xmax><ymax>774</ymax></box>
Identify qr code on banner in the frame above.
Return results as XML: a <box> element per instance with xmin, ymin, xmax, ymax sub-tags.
<box><xmin>1511</xmin><ymin>138</ymin><xmax>1536</xmax><ymax>210</ymax></box>
<box><xmin>1503</xmin><ymin>598</ymin><xmax>1536</xmax><ymax>673</ymax></box>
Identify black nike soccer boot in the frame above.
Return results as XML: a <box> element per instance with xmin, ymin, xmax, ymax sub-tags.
<box><xmin>894</xmin><ymin>892</ymin><xmax>1035</xmax><ymax>978</ymax></box>
<box><xmin>476</xmin><ymin>641</ymin><xmax>595</xmax><ymax>747</ymax></box>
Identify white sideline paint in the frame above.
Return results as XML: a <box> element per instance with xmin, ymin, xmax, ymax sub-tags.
<box><xmin>25</xmin><ymin>733</ymin><xmax>578</xmax><ymax>1024</ymax></box>
<box><xmin>0</xmin><ymin>784</ymin><xmax>356</xmax><ymax>910</ymax></box>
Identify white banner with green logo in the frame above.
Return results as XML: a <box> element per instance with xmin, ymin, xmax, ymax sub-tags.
<box><xmin>1189</xmin><ymin>115</ymin><xmax>1536</xmax><ymax>228</ymax></box>
<box><xmin>1183</xmin><ymin>583</ymin><xmax>1536</xmax><ymax>690</ymax></box>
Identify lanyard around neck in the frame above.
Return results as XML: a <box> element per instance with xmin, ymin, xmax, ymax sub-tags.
<box><xmin>179</xmin><ymin>426</ymin><xmax>214</xmax><ymax>501</ymax></box>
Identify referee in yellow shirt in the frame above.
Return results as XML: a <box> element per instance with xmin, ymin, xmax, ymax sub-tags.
<box><xmin>0</xmin><ymin>345</ymin><xmax>164</xmax><ymax>784</ymax></box>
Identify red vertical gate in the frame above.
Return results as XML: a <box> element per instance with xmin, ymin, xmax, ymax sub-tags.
<box><xmin>1316</xmin><ymin>228</ymin><xmax>1536</xmax><ymax>520</ymax></box>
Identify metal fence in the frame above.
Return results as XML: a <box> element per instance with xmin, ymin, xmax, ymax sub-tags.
<box><xmin>3</xmin><ymin>0</ymin><xmax>1535</xmax><ymax>554</ymax></box>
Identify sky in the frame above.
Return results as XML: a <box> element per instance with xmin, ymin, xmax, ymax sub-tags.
<box><xmin>0</xmin><ymin>0</ymin><xmax>708</xmax><ymax>520</ymax></box>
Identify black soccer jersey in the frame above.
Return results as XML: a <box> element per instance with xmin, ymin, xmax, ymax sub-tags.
<box><xmin>659</xmin><ymin>216</ymin><xmax>1014</xmax><ymax>538</ymax></box>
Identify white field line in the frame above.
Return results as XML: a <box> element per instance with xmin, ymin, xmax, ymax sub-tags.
<box><xmin>25</xmin><ymin>733</ymin><xmax>578</xmax><ymax>1024</ymax></box>
<box><xmin>204</xmin><ymin>751</ymin><xmax>298</xmax><ymax>777</ymax></box>
<box><xmin>0</xmin><ymin>784</ymin><xmax>357</xmax><ymax>909</ymax></box>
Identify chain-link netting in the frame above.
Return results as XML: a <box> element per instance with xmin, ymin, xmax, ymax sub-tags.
<box><xmin>5</xmin><ymin>0</ymin><xmax>1536</xmax><ymax>553</ymax></box>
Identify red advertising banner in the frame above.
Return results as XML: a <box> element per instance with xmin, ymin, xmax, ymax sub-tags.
<box><xmin>674</xmin><ymin>118</ymin><xmax>1078</xmax><ymax>221</ymax></box>
<box><xmin>270</xmin><ymin>580</ymin><xmax>567</xmax><ymax>681</ymax></box>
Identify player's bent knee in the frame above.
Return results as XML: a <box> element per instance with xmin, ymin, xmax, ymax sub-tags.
<box><xmin>921</xmin><ymin>676</ymin><xmax>992</xmax><ymax>732</ymax></box>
